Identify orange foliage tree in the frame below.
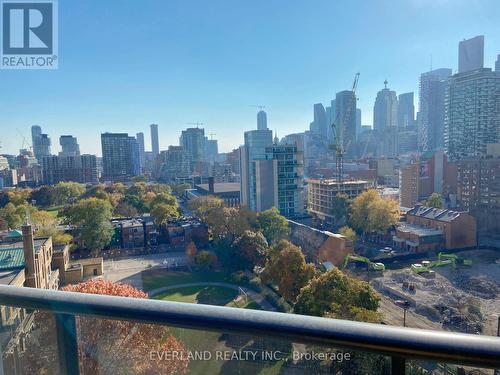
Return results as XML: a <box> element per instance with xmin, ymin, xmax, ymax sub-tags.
<box><xmin>21</xmin><ymin>279</ymin><xmax>189</xmax><ymax>375</ymax></box>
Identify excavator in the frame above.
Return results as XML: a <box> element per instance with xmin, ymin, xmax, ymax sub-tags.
<box><xmin>411</xmin><ymin>252</ymin><xmax>472</xmax><ymax>274</ymax></box>
<box><xmin>343</xmin><ymin>254</ymin><xmax>385</xmax><ymax>272</ymax></box>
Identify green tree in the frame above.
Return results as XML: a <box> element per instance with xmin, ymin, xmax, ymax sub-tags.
<box><xmin>195</xmin><ymin>251</ymin><xmax>217</xmax><ymax>269</ymax></box>
<box><xmin>262</xmin><ymin>240</ymin><xmax>315</xmax><ymax>302</ymax></box>
<box><xmin>113</xmin><ymin>202</ymin><xmax>139</xmax><ymax>218</ymax></box>
<box><xmin>30</xmin><ymin>186</ymin><xmax>55</xmax><ymax>208</ymax></box>
<box><xmin>171</xmin><ymin>183</ymin><xmax>191</xmax><ymax>196</ymax></box>
<box><xmin>294</xmin><ymin>268</ymin><xmax>380</xmax><ymax>321</ymax></box>
<box><xmin>151</xmin><ymin>203</ymin><xmax>179</xmax><ymax>226</ymax></box>
<box><xmin>257</xmin><ymin>207</ymin><xmax>290</xmax><ymax>244</ymax></box>
<box><xmin>331</xmin><ymin>193</ymin><xmax>350</xmax><ymax>227</ymax></box>
<box><xmin>349</xmin><ymin>189</ymin><xmax>399</xmax><ymax>234</ymax></box>
<box><xmin>188</xmin><ymin>196</ymin><xmax>224</xmax><ymax>221</ymax></box>
<box><xmin>231</xmin><ymin>230</ymin><xmax>269</xmax><ymax>270</ymax></box>
<box><xmin>338</xmin><ymin>226</ymin><xmax>357</xmax><ymax>245</ymax></box>
<box><xmin>0</xmin><ymin>203</ymin><xmax>35</xmax><ymax>229</ymax></box>
<box><xmin>53</xmin><ymin>182</ymin><xmax>85</xmax><ymax>205</ymax></box>
<box><xmin>424</xmin><ymin>192</ymin><xmax>443</xmax><ymax>208</ymax></box>
<box><xmin>64</xmin><ymin>198</ymin><xmax>114</xmax><ymax>255</ymax></box>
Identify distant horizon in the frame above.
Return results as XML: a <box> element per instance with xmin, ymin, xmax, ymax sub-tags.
<box><xmin>1</xmin><ymin>0</ymin><xmax>499</xmax><ymax>156</ymax></box>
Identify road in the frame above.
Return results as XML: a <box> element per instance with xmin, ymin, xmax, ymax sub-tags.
<box><xmin>378</xmin><ymin>295</ymin><xmax>442</xmax><ymax>331</ymax></box>
<box><xmin>104</xmin><ymin>252</ymin><xmax>188</xmax><ymax>290</ymax></box>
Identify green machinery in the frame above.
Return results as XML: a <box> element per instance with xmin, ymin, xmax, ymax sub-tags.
<box><xmin>437</xmin><ymin>252</ymin><xmax>472</xmax><ymax>267</ymax></box>
<box><xmin>343</xmin><ymin>255</ymin><xmax>385</xmax><ymax>272</ymax></box>
<box><xmin>411</xmin><ymin>252</ymin><xmax>472</xmax><ymax>274</ymax></box>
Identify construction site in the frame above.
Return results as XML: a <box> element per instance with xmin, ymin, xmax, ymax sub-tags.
<box><xmin>367</xmin><ymin>249</ymin><xmax>500</xmax><ymax>336</ymax></box>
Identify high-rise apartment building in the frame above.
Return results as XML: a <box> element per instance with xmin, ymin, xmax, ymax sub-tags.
<box><xmin>356</xmin><ymin>108</ymin><xmax>362</xmax><ymax>136</ymax></box>
<box><xmin>418</xmin><ymin>68</ymin><xmax>452</xmax><ymax>151</ymax></box>
<box><xmin>336</xmin><ymin>90</ymin><xmax>357</xmax><ymax>159</ymax></box>
<box><xmin>373</xmin><ymin>81</ymin><xmax>398</xmax><ymax>157</ymax></box>
<box><xmin>257</xmin><ymin>110</ymin><xmax>268</xmax><ymax>131</ymax></box>
<box><xmin>397</xmin><ymin>92</ymin><xmax>415</xmax><ymax>129</ymax></box>
<box><xmin>205</xmin><ymin>138</ymin><xmax>218</xmax><ymax>164</ymax></box>
<box><xmin>180</xmin><ymin>127</ymin><xmax>206</xmax><ymax>165</ymax></box>
<box><xmin>31</xmin><ymin>125</ymin><xmax>51</xmax><ymax>162</ymax></box>
<box><xmin>150</xmin><ymin>124</ymin><xmax>159</xmax><ymax>157</ymax></box>
<box><xmin>458</xmin><ymin>35</ymin><xmax>484</xmax><ymax>73</ymax></box>
<box><xmin>264</xmin><ymin>143</ymin><xmax>304</xmax><ymax>217</ymax></box>
<box><xmin>101</xmin><ymin>133</ymin><xmax>141</xmax><ymax>181</ymax></box>
<box><xmin>311</xmin><ymin>103</ymin><xmax>328</xmax><ymax>138</ymax></box>
<box><xmin>59</xmin><ymin>135</ymin><xmax>80</xmax><ymax>157</ymax></box>
<box><xmin>158</xmin><ymin>146</ymin><xmax>191</xmax><ymax>182</ymax></box>
<box><xmin>42</xmin><ymin>154</ymin><xmax>98</xmax><ymax>185</ymax></box>
<box><xmin>496</xmin><ymin>54</ymin><xmax>500</xmax><ymax>73</ymax></box>
<box><xmin>136</xmin><ymin>132</ymin><xmax>145</xmax><ymax>171</ymax></box>
<box><xmin>444</xmin><ymin>68</ymin><xmax>500</xmax><ymax>160</ymax></box>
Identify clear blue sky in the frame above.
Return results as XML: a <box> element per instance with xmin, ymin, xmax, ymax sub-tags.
<box><xmin>1</xmin><ymin>0</ymin><xmax>499</xmax><ymax>155</ymax></box>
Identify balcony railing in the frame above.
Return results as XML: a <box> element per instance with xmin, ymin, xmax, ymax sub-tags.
<box><xmin>0</xmin><ymin>284</ymin><xmax>499</xmax><ymax>375</ymax></box>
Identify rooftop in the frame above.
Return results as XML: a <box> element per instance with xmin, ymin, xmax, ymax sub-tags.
<box><xmin>306</xmin><ymin>178</ymin><xmax>370</xmax><ymax>186</ymax></box>
<box><xmin>407</xmin><ymin>206</ymin><xmax>463</xmax><ymax>222</ymax></box>
<box><xmin>196</xmin><ymin>182</ymin><xmax>240</xmax><ymax>193</ymax></box>
<box><xmin>397</xmin><ymin>223</ymin><xmax>443</xmax><ymax>237</ymax></box>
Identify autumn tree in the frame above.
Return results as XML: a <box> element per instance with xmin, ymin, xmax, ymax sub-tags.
<box><xmin>188</xmin><ymin>196</ymin><xmax>224</xmax><ymax>222</ymax></box>
<box><xmin>0</xmin><ymin>203</ymin><xmax>30</xmax><ymax>229</ymax></box>
<box><xmin>151</xmin><ymin>203</ymin><xmax>179</xmax><ymax>226</ymax></box>
<box><xmin>349</xmin><ymin>189</ymin><xmax>399</xmax><ymax>235</ymax></box>
<box><xmin>64</xmin><ymin>198</ymin><xmax>114</xmax><ymax>254</ymax></box>
<box><xmin>338</xmin><ymin>226</ymin><xmax>357</xmax><ymax>245</ymax></box>
<box><xmin>294</xmin><ymin>268</ymin><xmax>381</xmax><ymax>322</ymax></box>
<box><xmin>257</xmin><ymin>207</ymin><xmax>290</xmax><ymax>244</ymax></box>
<box><xmin>195</xmin><ymin>250</ymin><xmax>218</xmax><ymax>269</ymax></box>
<box><xmin>231</xmin><ymin>230</ymin><xmax>268</xmax><ymax>270</ymax></box>
<box><xmin>261</xmin><ymin>240</ymin><xmax>315</xmax><ymax>302</ymax></box>
<box><xmin>21</xmin><ymin>279</ymin><xmax>189</xmax><ymax>375</ymax></box>
<box><xmin>114</xmin><ymin>201</ymin><xmax>139</xmax><ymax>217</ymax></box>
<box><xmin>30</xmin><ymin>186</ymin><xmax>55</xmax><ymax>207</ymax></box>
<box><xmin>424</xmin><ymin>192</ymin><xmax>443</xmax><ymax>209</ymax></box>
<box><xmin>186</xmin><ymin>241</ymin><xmax>198</xmax><ymax>262</ymax></box>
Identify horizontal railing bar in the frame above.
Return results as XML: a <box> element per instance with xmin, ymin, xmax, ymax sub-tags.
<box><xmin>0</xmin><ymin>285</ymin><xmax>499</xmax><ymax>369</ymax></box>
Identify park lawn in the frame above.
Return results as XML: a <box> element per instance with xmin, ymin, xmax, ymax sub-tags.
<box><xmin>46</xmin><ymin>206</ymin><xmax>63</xmax><ymax>218</ymax></box>
<box><xmin>142</xmin><ymin>269</ymin><xmax>230</xmax><ymax>291</ymax></box>
<box><xmin>153</xmin><ymin>285</ymin><xmax>238</xmax><ymax>305</ymax></box>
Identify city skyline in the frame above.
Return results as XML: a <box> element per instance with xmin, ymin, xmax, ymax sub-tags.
<box><xmin>0</xmin><ymin>1</ymin><xmax>499</xmax><ymax>155</ymax></box>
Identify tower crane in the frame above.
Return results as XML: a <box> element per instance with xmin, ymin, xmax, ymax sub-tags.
<box><xmin>186</xmin><ymin>122</ymin><xmax>204</xmax><ymax>128</ymax></box>
<box><xmin>250</xmin><ymin>105</ymin><xmax>266</xmax><ymax>111</ymax></box>
<box><xmin>329</xmin><ymin>72</ymin><xmax>360</xmax><ymax>184</ymax></box>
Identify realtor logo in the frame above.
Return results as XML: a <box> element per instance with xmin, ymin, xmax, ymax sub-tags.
<box><xmin>1</xmin><ymin>0</ymin><xmax>58</xmax><ymax>69</ymax></box>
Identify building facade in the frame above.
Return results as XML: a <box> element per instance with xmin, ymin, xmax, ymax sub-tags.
<box><xmin>42</xmin><ymin>154</ymin><xmax>98</xmax><ymax>185</ymax></box>
<box><xmin>373</xmin><ymin>81</ymin><xmax>398</xmax><ymax>157</ymax></box>
<box><xmin>101</xmin><ymin>133</ymin><xmax>140</xmax><ymax>181</ymax></box>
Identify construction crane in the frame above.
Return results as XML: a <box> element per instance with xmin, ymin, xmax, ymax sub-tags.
<box><xmin>16</xmin><ymin>129</ymin><xmax>32</xmax><ymax>151</ymax></box>
<box><xmin>329</xmin><ymin>72</ymin><xmax>360</xmax><ymax>184</ymax></box>
<box><xmin>208</xmin><ymin>133</ymin><xmax>216</xmax><ymax>140</ymax></box>
<box><xmin>186</xmin><ymin>122</ymin><xmax>204</xmax><ymax>128</ymax></box>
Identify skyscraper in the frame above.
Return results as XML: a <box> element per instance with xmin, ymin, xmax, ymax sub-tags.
<box><xmin>373</xmin><ymin>81</ymin><xmax>398</xmax><ymax>157</ymax></box>
<box><xmin>136</xmin><ymin>132</ymin><xmax>145</xmax><ymax>171</ymax></box>
<box><xmin>150</xmin><ymin>124</ymin><xmax>159</xmax><ymax>157</ymax></box>
<box><xmin>205</xmin><ymin>138</ymin><xmax>219</xmax><ymax>164</ymax></box>
<box><xmin>397</xmin><ymin>92</ymin><xmax>415</xmax><ymax>129</ymax></box>
<box><xmin>336</xmin><ymin>90</ymin><xmax>357</xmax><ymax>159</ymax></box>
<box><xmin>356</xmin><ymin>108</ymin><xmax>362</xmax><ymax>136</ymax></box>
<box><xmin>458</xmin><ymin>35</ymin><xmax>484</xmax><ymax>73</ymax></box>
<box><xmin>496</xmin><ymin>54</ymin><xmax>500</xmax><ymax>73</ymax></box>
<box><xmin>311</xmin><ymin>103</ymin><xmax>327</xmax><ymax>138</ymax></box>
<box><xmin>101</xmin><ymin>133</ymin><xmax>141</xmax><ymax>181</ymax></box>
<box><xmin>326</xmin><ymin>99</ymin><xmax>336</xmax><ymax>142</ymax></box>
<box><xmin>240</xmin><ymin>127</ymin><xmax>273</xmax><ymax>210</ymax></box>
<box><xmin>158</xmin><ymin>146</ymin><xmax>191</xmax><ymax>182</ymax></box>
<box><xmin>180</xmin><ymin>127</ymin><xmax>206</xmax><ymax>164</ymax></box>
<box><xmin>444</xmin><ymin>67</ymin><xmax>500</xmax><ymax>160</ymax></box>
<box><xmin>418</xmin><ymin>68</ymin><xmax>452</xmax><ymax>151</ymax></box>
<box><xmin>257</xmin><ymin>110</ymin><xmax>268</xmax><ymax>130</ymax></box>
<box><xmin>31</xmin><ymin>125</ymin><xmax>51</xmax><ymax>162</ymax></box>
<box><xmin>59</xmin><ymin>136</ymin><xmax>80</xmax><ymax>157</ymax></box>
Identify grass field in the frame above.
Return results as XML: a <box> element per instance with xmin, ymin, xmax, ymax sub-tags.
<box><xmin>142</xmin><ymin>269</ymin><xmax>230</xmax><ymax>291</ymax></box>
<box><xmin>46</xmin><ymin>205</ymin><xmax>63</xmax><ymax>218</ymax></box>
<box><xmin>153</xmin><ymin>285</ymin><xmax>238</xmax><ymax>305</ymax></box>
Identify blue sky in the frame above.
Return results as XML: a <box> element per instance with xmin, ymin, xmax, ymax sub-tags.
<box><xmin>1</xmin><ymin>0</ymin><xmax>499</xmax><ymax>155</ymax></box>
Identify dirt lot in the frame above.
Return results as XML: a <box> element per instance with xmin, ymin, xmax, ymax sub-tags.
<box><xmin>371</xmin><ymin>249</ymin><xmax>500</xmax><ymax>336</ymax></box>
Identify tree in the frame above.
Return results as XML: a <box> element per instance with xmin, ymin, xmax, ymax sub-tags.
<box><xmin>30</xmin><ymin>186</ymin><xmax>55</xmax><ymax>207</ymax></box>
<box><xmin>64</xmin><ymin>198</ymin><xmax>114</xmax><ymax>254</ymax></box>
<box><xmin>0</xmin><ymin>203</ymin><xmax>36</xmax><ymax>229</ymax></box>
<box><xmin>294</xmin><ymin>268</ymin><xmax>380</xmax><ymax>322</ymax></box>
<box><xmin>188</xmin><ymin>196</ymin><xmax>224</xmax><ymax>221</ymax></box>
<box><xmin>6</xmin><ymin>189</ymin><xmax>32</xmax><ymax>206</ymax></box>
<box><xmin>261</xmin><ymin>240</ymin><xmax>315</xmax><ymax>302</ymax></box>
<box><xmin>171</xmin><ymin>183</ymin><xmax>191</xmax><ymax>196</ymax></box>
<box><xmin>231</xmin><ymin>230</ymin><xmax>268</xmax><ymax>270</ymax></box>
<box><xmin>195</xmin><ymin>250</ymin><xmax>217</xmax><ymax>269</ymax></box>
<box><xmin>151</xmin><ymin>203</ymin><xmax>179</xmax><ymax>226</ymax></box>
<box><xmin>425</xmin><ymin>192</ymin><xmax>443</xmax><ymax>209</ymax></box>
<box><xmin>53</xmin><ymin>182</ymin><xmax>85</xmax><ymax>205</ymax></box>
<box><xmin>114</xmin><ymin>202</ymin><xmax>139</xmax><ymax>217</ymax></box>
<box><xmin>36</xmin><ymin>227</ymin><xmax>73</xmax><ymax>245</ymax></box>
<box><xmin>21</xmin><ymin>279</ymin><xmax>189</xmax><ymax>375</ymax></box>
<box><xmin>331</xmin><ymin>193</ymin><xmax>350</xmax><ymax>227</ymax></box>
<box><xmin>257</xmin><ymin>207</ymin><xmax>290</xmax><ymax>244</ymax></box>
<box><xmin>349</xmin><ymin>189</ymin><xmax>399</xmax><ymax>234</ymax></box>
<box><xmin>338</xmin><ymin>226</ymin><xmax>357</xmax><ymax>245</ymax></box>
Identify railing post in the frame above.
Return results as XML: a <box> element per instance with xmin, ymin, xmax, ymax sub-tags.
<box><xmin>391</xmin><ymin>356</ymin><xmax>405</xmax><ymax>374</ymax></box>
<box><xmin>55</xmin><ymin>313</ymin><xmax>80</xmax><ymax>375</ymax></box>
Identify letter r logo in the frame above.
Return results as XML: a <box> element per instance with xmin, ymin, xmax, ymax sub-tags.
<box><xmin>2</xmin><ymin>2</ymin><xmax>53</xmax><ymax>54</ymax></box>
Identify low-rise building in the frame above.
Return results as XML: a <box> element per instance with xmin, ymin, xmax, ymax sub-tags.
<box><xmin>165</xmin><ymin>218</ymin><xmax>208</xmax><ymax>247</ymax></box>
<box><xmin>307</xmin><ymin>179</ymin><xmax>372</xmax><ymax>227</ymax></box>
<box><xmin>393</xmin><ymin>206</ymin><xmax>476</xmax><ymax>253</ymax></box>
<box><xmin>111</xmin><ymin>216</ymin><xmax>157</xmax><ymax>249</ymax></box>
<box><xmin>187</xmin><ymin>178</ymin><xmax>240</xmax><ymax>207</ymax></box>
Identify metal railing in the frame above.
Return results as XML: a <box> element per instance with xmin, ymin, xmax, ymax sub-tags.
<box><xmin>0</xmin><ymin>284</ymin><xmax>499</xmax><ymax>374</ymax></box>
